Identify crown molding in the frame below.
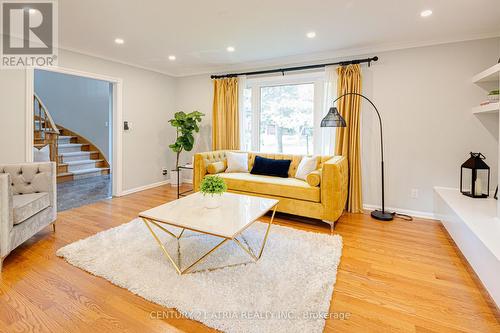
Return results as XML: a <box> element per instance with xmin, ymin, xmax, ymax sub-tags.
<box><xmin>175</xmin><ymin>32</ymin><xmax>500</xmax><ymax>77</ymax></box>
<box><xmin>57</xmin><ymin>32</ymin><xmax>500</xmax><ymax>78</ymax></box>
<box><xmin>57</xmin><ymin>45</ymin><xmax>179</xmax><ymax>77</ymax></box>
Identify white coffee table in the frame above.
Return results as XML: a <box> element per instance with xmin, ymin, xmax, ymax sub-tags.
<box><xmin>139</xmin><ymin>192</ymin><xmax>279</xmax><ymax>275</ymax></box>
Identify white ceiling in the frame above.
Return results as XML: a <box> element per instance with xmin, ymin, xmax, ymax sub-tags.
<box><xmin>59</xmin><ymin>0</ymin><xmax>500</xmax><ymax>77</ymax></box>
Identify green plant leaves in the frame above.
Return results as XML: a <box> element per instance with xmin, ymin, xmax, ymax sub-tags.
<box><xmin>200</xmin><ymin>176</ymin><xmax>227</xmax><ymax>195</ymax></box>
<box><xmin>168</xmin><ymin>142</ymin><xmax>182</xmax><ymax>153</ymax></box>
<box><xmin>168</xmin><ymin>110</ymin><xmax>205</xmax><ymax>166</ymax></box>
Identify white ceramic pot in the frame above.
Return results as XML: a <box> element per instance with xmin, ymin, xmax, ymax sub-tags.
<box><xmin>170</xmin><ymin>170</ymin><xmax>180</xmax><ymax>187</ymax></box>
<box><xmin>204</xmin><ymin>194</ymin><xmax>222</xmax><ymax>209</ymax></box>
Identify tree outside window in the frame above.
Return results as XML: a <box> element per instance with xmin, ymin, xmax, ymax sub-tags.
<box><xmin>260</xmin><ymin>83</ymin><xmax>314</xmax><ymax>154</ymax></box>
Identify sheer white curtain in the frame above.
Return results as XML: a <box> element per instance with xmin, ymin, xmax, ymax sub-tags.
<box><xmin>237</xmin><ymin>75</ymin><xmax>247</xmax><ymax>150</ymax></box>
<box><xmin>321</xmin><ymin>65</ymin><xmax>337</xmax><ymax>155</ymax></box>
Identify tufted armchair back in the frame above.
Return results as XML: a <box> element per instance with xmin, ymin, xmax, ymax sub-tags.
<box><xmin>0</xmin><ymin>162</ymin><xmax>56</xmax><ymax>219</ymax></box>
<box><xmin>0</xmin><ymin>163</ymin><xmax>54</xmax><ymax>196</ymax></box>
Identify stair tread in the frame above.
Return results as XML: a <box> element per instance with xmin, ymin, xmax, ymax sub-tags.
<box><xmin>58</xmin><ymin>143</ymin><xmax>88</xmax><ymax>148</ymax></box>
<box><xmin>59</xmin><ymin>159</ymin><xmax>104</xmax><ymax>166</ymax></box>
<box><xmin>58</xmin><ymin>136</ymin><xmax>77</xmax><ymax>139</ymax></box>
<box><xmin>34</xmin><ymin>129</ymin><xmax>58</xmax><ymax>134</ymax></box>
<box><xmin>59</xmin><ymin>151</ymin><xmax>98</xmax><ymax>157</ymax></box>
<box><xmin>58</xmin><ymin>167</ymin><xmax>110</xmax><ymax>177</ymax></box>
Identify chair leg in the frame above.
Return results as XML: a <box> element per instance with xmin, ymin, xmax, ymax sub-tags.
<box><xmin>52</xmin><ymin>222</ymin><xmax>56</xmax><ymax>232</ymax></box>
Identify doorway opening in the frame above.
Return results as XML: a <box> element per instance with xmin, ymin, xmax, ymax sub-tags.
<box><xmin>27</xmin><ymin>67</ymin><xmax>123</xmax><ymax>211</ymax></box>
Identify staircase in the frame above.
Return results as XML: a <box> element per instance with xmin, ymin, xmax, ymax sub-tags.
<box><xmin>33</xmin><ymin>94</ymin><xmax>110</xmax><ymax>183</ymax></box>
<box><xmin>56</xmin><ymin>125</ymin><xmax>110</xmax><ymax>183</ymax></box>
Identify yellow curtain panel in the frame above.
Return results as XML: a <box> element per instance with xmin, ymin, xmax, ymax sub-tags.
<box><xmin>212</xmin><ymin>77</ymin><xmax>240</xmax><ymax>150</ymax></box>
<box><xmin>335</xmin><ymin>64</ymin><xmax>363</xmax><ymax>213</ymax></box>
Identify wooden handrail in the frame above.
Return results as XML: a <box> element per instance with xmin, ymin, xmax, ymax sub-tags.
<box><xmin>34</xmin><ymin>93</ymin><xmax>60</xmax><ymax>135</ymax></box>
<box><xmin>33</xmin><ymin>93</ymin><xmax>59</xmax><ymax>162</ymax></box>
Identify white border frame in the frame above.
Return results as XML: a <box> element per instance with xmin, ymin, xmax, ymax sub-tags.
<box><xmin>25</xmin><ymin>66</ymin><xmax>123</xmax><ymax>196</ymax></box>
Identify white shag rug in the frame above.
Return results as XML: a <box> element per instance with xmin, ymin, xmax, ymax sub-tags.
<box><xmin>57</xmin><ymin>218</ymin><xmax>342</xmax><ymax>333</ymax></box>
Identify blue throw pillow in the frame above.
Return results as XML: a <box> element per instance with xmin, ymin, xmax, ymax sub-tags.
<box><xmin>250</xmin><ymin>156</ymin><xmax>291</xmax><ymax>178</ymax></box>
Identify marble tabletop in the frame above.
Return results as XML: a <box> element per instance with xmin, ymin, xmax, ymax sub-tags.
<box><xmin>139</xmin><ymin>192</ymin><xmax>278</xmax><ymax>239</ymax></box>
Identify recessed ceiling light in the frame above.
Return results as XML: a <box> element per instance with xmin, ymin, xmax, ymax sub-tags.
<box><xmin>168</xmin><ymin>55</ymin><xmax>176</xmax><ymax>61</ymax></box>
<box><xmin>306</xmin><ymin>31</ymin><xmax>316</xmax><ymax>39</ymax></box>
<box><xmin>226</xmin><ymin>46</ymin><xmax>235</xmax><ymax>52</ymax></box>
<box><xmin>420</xmin><ymin>9</ymin><xmax>433</xmax><ymax>17</ymax></box>
<box><xmin>28</xmin><ymin>8</ymin><xmax>36</xmax><ymax>14</ymax></box>
<box><xmin>114</xmin><ymin>38</ymin><xmax>124</xmax><ymax>45</ymax></box>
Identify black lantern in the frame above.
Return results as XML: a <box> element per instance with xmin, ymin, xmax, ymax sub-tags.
<box><xmin>460</xmin><ymin>152</ymin><xmax>490</xmax><ymax>198</ymax></box>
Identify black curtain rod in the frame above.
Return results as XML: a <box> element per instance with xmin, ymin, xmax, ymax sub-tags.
<box><xmin>210</xmin><ymin>56</ymin><xmax>378</xmax><ymax>79</ymax></box>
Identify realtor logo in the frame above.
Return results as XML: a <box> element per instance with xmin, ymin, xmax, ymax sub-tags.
<box><xmin>1</xmin><ymin>1</ymin><xmax>58</xmax><ymax>68</ymax></box>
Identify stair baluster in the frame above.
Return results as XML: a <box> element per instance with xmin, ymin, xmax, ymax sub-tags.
<box><xmin>33</xmin><ymin>93</ymin><xmax>60</xmax><ymax>162</ymax></box>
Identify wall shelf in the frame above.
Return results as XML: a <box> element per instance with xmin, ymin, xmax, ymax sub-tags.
<box><xmin>472</xmin><ymin>102</ymin><xmax>500</xmax><ymax>114</ymax></box>
<box><xmin>472</xmin><ymin>63</ymin><xmax>500</xmax><ymax>84</ymax></box>
<box><xmin>471</xmin><ymin>62</ymin><xmax>500</xmax><ymax>220</ymax></box>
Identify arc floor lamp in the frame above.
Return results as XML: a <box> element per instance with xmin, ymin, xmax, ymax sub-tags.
<box><xmin>321</xmin><ymin>92</ymin><xmax>393</xmax><ymax>221</ymax></box>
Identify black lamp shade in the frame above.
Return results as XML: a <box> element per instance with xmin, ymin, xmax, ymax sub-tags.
<box><xmin>320</xmin><ymin>107</ymin><xmax>346</xmax><ymax>127</ymax></box>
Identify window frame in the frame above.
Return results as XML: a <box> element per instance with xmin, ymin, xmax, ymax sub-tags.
<box><xmin>243</xmin><ymin>71</ymin><xmax>325</xmax><ymax>154</ymax></box>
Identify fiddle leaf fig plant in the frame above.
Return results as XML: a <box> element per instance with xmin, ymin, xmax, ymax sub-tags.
<box><xmin>169</xmin><ymin>111</ymin><xmax>204</xmax><ymax>169</ymax></box>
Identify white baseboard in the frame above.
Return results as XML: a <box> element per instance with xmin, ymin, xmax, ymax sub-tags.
<box><xmin>117</xmin><ymin>178</ymin><xmax>194</xmax><ymax>197</ymax></box>
<box><xmin>117</xmin><ymin>179</ymin><xmax>170</xmax><ymax>197</ymax></box>
<box><xmin>363</xmin><ymin>204</ymin><xmax>436</xmax><ymax>220</ymax></box>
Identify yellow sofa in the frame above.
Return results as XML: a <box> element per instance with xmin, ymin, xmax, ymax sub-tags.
<box><xmin>193</xmin><ymin>151</ymin><xmax>348</xmax><ymax>231</ymax></box>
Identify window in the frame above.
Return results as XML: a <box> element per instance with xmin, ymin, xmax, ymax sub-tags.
<box><xmin>260</xmin><ymin>84</ymin><xmax>314</xmax><ymax>154</ymax></box>
<box><xmin>241</xmin><ymin>73</ymin><xmax>325</xmax><ymax>154</ymax></box>
<box><xmin>241</xmin><ymin>87</ymin><xmax>252</xmax><ymax>151</ymax></box>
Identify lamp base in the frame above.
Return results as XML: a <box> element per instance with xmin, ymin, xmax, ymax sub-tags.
<box><xmin>371</xmin><ymin>210</ymin><xmax>394</xmax><ymax>221</ymax></box>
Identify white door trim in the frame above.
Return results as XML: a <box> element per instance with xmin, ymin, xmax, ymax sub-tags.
<box><xmin>25</xmin><ymin>66</ymin><xmax>124</xmax><ymax>196</ymax></box>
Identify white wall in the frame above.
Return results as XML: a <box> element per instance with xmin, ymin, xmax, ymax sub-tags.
<box><xmin>362</xmin><ymin>38</ymin><xmax>499</xmax><ymax>216</ymax></box>
<box><xmin>0</xmin><ymin>70</ymin><xmax>26</xmax><ymax>163</ymax></box>
<box><xmin>173</xmin><ymin>75</ymin><xmax>213</xmax><ymax>182</ymax></box>
<box><xmin>35</xmin><ymin>69</ymin><xmax>112</xmax><ymax>159</ymax></box>
<box><xmin>0</xmin><ymin>49</ymin><xmax>176</xmax><ymax>192</ymax></box>
<box><xmin>174</xmin><ymin>75</ymin><xmax>213</xmax><ymax>165</ymax></box>
<box><xmin>175</xmin><ymin>38</ymin><xmax>500</xmax><ymax>216</ymax></box>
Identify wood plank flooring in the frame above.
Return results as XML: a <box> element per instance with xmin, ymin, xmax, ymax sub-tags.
<box><xmin>0</xmin><ymin>185</ymin><xmax>498</xmax><ymax>332</ymax></box>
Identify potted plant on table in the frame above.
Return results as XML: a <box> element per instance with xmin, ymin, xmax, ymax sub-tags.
<box><xmin>168</xmin><ymin>111</ymin><xmax>204</xmax><ymax>186</ymax></box>
<box><xmin>199</xmin><ymin>176</ymin><xmax>227</xmax><ymax>209</ymax></box>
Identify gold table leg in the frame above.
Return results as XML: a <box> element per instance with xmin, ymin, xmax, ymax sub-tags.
<box><xmin>142</xmin><ymin>218</ymin><xmax>228</xmax><ymax>275</ymax></box>
<box><xmin>142</xmin><ymin>218</ymin><xmax>183</xmax><ymax>274</ymax></box>
<box><xmin>233</xmin><ymin>204</ymin><xmax>276</xmax><ymax>261</ymax></box>
<box><xmin>141</xmin><ymin>204</ymin><xmax>277</xmax><ymax>275</ymax></box>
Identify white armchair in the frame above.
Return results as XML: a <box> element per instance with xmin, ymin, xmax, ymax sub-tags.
<box><xmin>0</xmin><ymin>162</ymin><xmax>57</xmax><ymax>271</ymax></box>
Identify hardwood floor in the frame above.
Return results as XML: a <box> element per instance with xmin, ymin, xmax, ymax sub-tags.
<box><xmin>1</xmin><ymin>185</ymin><xmax>499</xmax><ymax>332</ymax></box>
